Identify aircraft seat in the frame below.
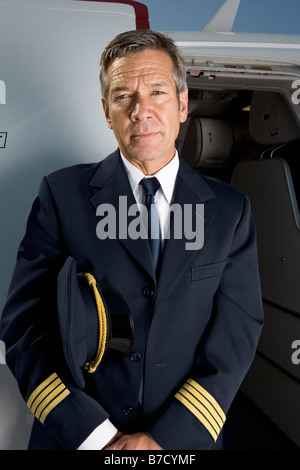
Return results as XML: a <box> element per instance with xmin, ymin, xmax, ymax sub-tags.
<box><xmin>180</xmin><ymin>117</ymin><xmax>233</xmax><ymax>168</ymax></box>
<box><xmin>230</xmin><ymin>90</ymin><xmax>300</xmax><ymax>446</ymax></box>
<box><xmin>232</xmin><ymin>156</ymin><xmax>300</xmax><ymax>318</ymax></box>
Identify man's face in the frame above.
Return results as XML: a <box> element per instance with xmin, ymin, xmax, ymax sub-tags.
<box><xmin>102</xmin><ymin>49</ymin><xmax>188</xmax><ymax>174</ymax></box>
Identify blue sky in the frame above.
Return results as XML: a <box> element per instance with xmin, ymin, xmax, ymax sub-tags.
<box><xmin>142</xmin><ymin>0</ymin><xmax>300</xmax><ymax>35</ymax></box>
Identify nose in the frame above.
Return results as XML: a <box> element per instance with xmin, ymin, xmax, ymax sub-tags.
<box><xmin>130</xmin><ymin>95</ymin><xmax>152</xmax><ymax>122</ymax></box>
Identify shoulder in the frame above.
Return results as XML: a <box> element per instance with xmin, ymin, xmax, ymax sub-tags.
<box><xmin>45</xmin><ymin>150</ymin><xmax>120</xmax><ymax>191</ymax></box>
<box><xmin>203</xmin><ymin>173</ymin><xmax>245</xmax><ymax>202</ymax></box>
<box><xmin>179</xmin><ymin>157</ymin><xmax>246</xmax><ymax>209</ymax></box>
<box><xmin>45</xmin><ymin>162</ymin><xmax>101</xmax><ymax>189</ymax></box>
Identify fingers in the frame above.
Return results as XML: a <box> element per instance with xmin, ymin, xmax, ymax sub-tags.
<box><xmin>104</xmin><ymin>432</ymin><xmax>163</xmax><ymax>450</ymax></box>
<box><xmin>103</xmin><ymin>431</ymin><xmax>124</xmax><ymax>449</ymax></box>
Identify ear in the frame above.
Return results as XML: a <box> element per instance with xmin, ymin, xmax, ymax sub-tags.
<box><xmin>101</xmin><ymin>98</ymin><xmax>113</xmax><ymax>129</ymax></box>
<box><xmin>179</xmin><ymin>89</ymin><xmax>189</xmax><ymax>123</ymax></box>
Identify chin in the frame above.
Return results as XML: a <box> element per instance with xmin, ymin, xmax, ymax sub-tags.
<box><xmin>131</xmin><ymin>147</ymin><xmax>160</xmax><ymax>162</ymax></box>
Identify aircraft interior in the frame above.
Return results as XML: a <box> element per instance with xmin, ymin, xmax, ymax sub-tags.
<box><xmin>177</xmin><ymin>65</ymin><xmax>300</xmax><ymax>449</ymax></box>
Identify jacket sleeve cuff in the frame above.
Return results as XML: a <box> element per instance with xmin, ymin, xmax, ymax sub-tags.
<box><xmin>147</xmin><ymin>379</ymin><xmax>226</xmax><ymax>450</ymax></box>
<box><xmin>26</xmin><ymin>372</ymin><xmax>111</xmax><ymax>449</ymax></box>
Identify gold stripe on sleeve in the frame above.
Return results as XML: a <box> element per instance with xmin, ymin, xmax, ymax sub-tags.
<box><xmin>39</xmin><ymin>388</ymin><xmax>70</xmax><ymax>423</ymax></box>
<box><xmin>179</xmin><ymin>387</ymin><xmax>220</xmax><ymax>433</ymax></box>
<box><xmin>175</xmin><ymin>391</ymin><xmax>218</xmax><ymax>441</ymax></box>
<box><xmin>27</xmin><ymin>372</ymin><xmax>59</xmax><ymax>410</ymax></box>
<box><xmin>175</xmin><ymin>378</ymin><xmax>226</xmax><ymax>441</ymax></box>
<box><xmin>26</xmin><ymin>373</ymin><xmax>70</xmax><ymax>423</ymax></box>
<box><xmin>187</xmin><ymin>378</ymin><xmax>226</xmax><ymax>423</ymax></box>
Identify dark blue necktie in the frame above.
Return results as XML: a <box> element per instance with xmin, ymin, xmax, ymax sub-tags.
<box><xmin>138</xmin><ymin>177</ymin><xmax>161</xmax><ymax>403</ymax></box>
<box><xmin>140</xmin><ymin>177</ymin><xmax>161</xmax><ymax>271</ymax></box>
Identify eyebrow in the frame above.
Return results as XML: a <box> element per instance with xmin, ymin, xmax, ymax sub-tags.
<box><xmin>110</xmin><ymin>86</ymin><xmax>130</xmax><ymax>96</ymax></box>
<box><xmin>110</xmin><ymin>81</ymin><xmax>169</xmax><ymax>96</ymax></box>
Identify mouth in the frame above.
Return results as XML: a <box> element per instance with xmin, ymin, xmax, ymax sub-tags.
<box><xmin>132</xmin><ymin>132</ymin><xmax>159</xmax><ymax>140</ymax></box>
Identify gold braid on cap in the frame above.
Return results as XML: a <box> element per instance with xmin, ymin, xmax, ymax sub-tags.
<box><xmin>78</xmin><ymin>272</ymin><xmax>107</xmax><ymax>373</ymax></box>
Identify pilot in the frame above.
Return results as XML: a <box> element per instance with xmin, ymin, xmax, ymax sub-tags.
<box><xmin>0</xmin><ymin>30</ymin><xmax>264</xmax><ymax>450</ymax></box>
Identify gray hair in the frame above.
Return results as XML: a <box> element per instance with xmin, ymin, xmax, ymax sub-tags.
<box><xmin>100</xmin><ymin>29</ymin><xmax>187</xmax><ymax>105</ymax></box>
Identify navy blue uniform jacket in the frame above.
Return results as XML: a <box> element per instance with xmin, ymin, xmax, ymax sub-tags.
<box><xmin>0</xmin><ymin>150</ymin><xmax>263</xmax><ymax>449</ymax></box>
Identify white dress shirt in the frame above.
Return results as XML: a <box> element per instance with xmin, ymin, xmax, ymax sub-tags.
<box><xmin>78</xmin><ymin>150</ymin><xmax>179</xmax><ymax>450</ymax></box>
<box><xmin>121</xmin><ymin>150</ymin><xmax>179</xmax><ymax>245</ymax></box>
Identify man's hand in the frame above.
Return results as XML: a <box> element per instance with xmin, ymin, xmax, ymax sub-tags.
<box><xmin>105</xmin><ymin>431</ymin><xmax>124</xmax><ymax>448</ymax></box>
<box><xmin>104</xmin><ymin>431</ymin><xmax>163</xmax><ymax>450</ymax></box>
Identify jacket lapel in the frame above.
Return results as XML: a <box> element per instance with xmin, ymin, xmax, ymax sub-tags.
<box><xmin>89</xmin><ymin>150</ymin><xmax>156</xmax><ymax>280</ymax></box>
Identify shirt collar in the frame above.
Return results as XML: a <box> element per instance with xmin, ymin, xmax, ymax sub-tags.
<box><xmin>120</xmin><ymin>150</ymin><xmax>179</xmax><ymax>204</ymax></box>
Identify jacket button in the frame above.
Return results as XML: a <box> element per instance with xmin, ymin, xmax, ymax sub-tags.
<box><xmin>122</xmin><ymin>406</ymin><xmax>135</xmax><ymax>415</ymax></box>
<box><xmin>130</xmin><ymin>351</ymin><xmax>141</xmax><ymax>362</ymax></box>
<box><xmin>142</xmin><ymin>287</ymin><xmax>154</xmax><ymax>297</ymax></box>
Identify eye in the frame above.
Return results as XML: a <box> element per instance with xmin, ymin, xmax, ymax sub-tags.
<box><xmin>116</xmin><ymin>94</ymin><xmax>129</xmax><ymax>101</ymax></box>
<box><xmin>152</xmin><ymin>90</ymin><xmax>165</xmax><ymax>96</ymax></box>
